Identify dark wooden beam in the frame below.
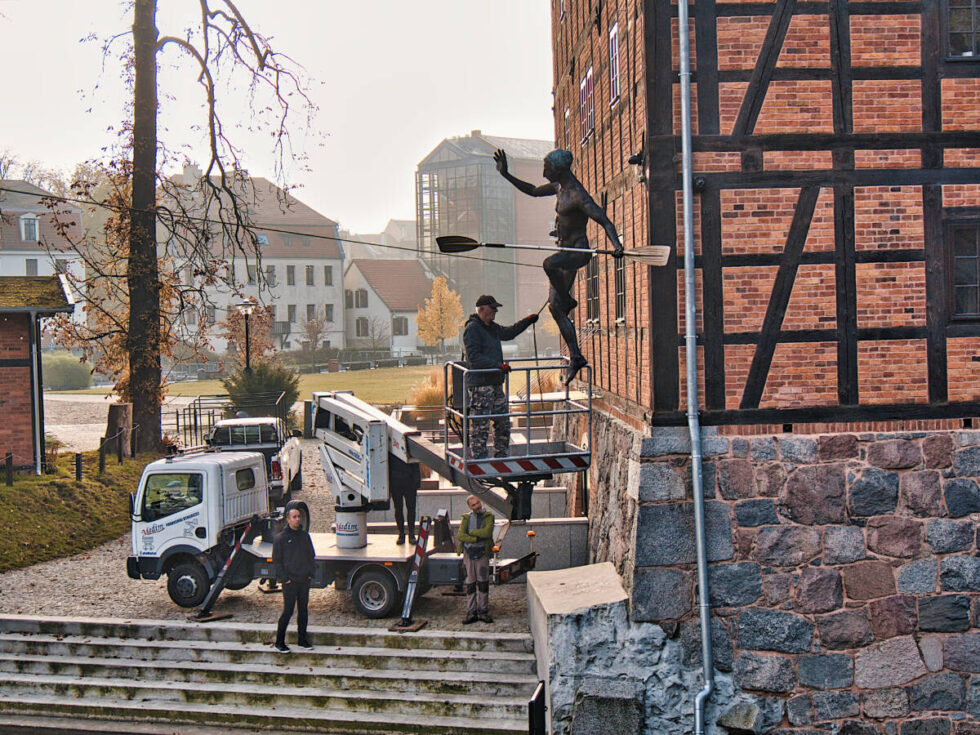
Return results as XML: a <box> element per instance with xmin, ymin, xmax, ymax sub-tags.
<box><xmin>661</xmin><ymin>131</ymin><xmax>980</xmax><ymax>152</ymax></box>
<box><xmin>650</xmin><ymin>400</ymin><xmax>980</xmax><ymax>427</ymax></box>
<box><xmin>701</xmin><ymin>186</ymin><xmax>726</xmax><ymax>409</ymax></box>
<box><xmin>733</xmin><ymin>0</ymin><xmax>798</xmax><ymax>136</ymax></box>
<box><xmin>687</xmin><ymin>167</ymin><xmax>980</xmax><ymax>189</ymax></box>
<box><xmin>740</xmin><ymin>186</ymin><xmax>821</xmax><ymax>408</ymax></box>
<box><xmin>686</xmin><ymin>248</ymin><xmax>926</xmax><ymax>268</ymax></box>
<box><xmin>695</xmin><ymin>0</ymin><xmax>721</xmax><ymax>135</ymax></box>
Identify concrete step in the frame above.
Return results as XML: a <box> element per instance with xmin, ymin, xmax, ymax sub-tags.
<box><xmin>0</xmin><ymin>672</ymin><xmax>528</xmax><ymax>719</ymax></box>
<box><xmin>0</xmin><ymin>615</ymin><xmax>533</xmax><ymax>653</ymax></box>
<box><xmin>0</xmin><ymin>615</ymin><xmax>537</xmax><ymax>733</ymax></box>
<box><xmin>0</xmin><ymin>696</ymin><xmax>528</xmax><ymax>734</ymax></box>
<box><xmin>0</xmin><ymin>633</ymin><xmax>538</xmax><ymax>674</ymax></box>
<box><xmin>0</xmin><ymin>652</ymin><xmax>537</xmax><ymax>697</ymax></box>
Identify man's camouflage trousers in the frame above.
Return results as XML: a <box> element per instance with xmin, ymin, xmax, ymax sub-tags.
<box><xmin>467</xmin><ymin>385</ymin><xmax>510</xmax><ymax>459</ymax></box>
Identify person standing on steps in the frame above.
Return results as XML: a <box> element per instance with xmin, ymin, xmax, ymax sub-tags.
<box><xmin>462</xmin><ymin>294</ymin><xmax>538</xmax><ymax>459</ymax></box>
<box><xmin>456</xmin><ymin>494</ymin><xmax>495</xmax><ymax>624</ymax></box>
<box><xmin>389</xmin><ymin>452</ymin><xmax>420</xmax><ymax>545</ymax></box>
<box><xmin>494</xmin><ymin>147</ymin><xmax>625</xmax><ymax>385</ymax></box>
<box><xmin>272</xmin><ymin>505</ymin><xmax>315</xmax><ymax>653</ymax></box>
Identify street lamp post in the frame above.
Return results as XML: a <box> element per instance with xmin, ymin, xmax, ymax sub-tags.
<box><xmin>239</xmin><ymin>303</ymin><xmax>255</xmax><ymax>374</ymax></box>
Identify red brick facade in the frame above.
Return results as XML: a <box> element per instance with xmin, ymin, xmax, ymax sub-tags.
<box><xmin>0</xmin><ymin>314</ymin><xmax>35</xmax><ymax>467</ymax></box>
<box><xmin>552</xmin><ymin>0</ymin><xmax>980</xmax><ymax>426</ymax></box>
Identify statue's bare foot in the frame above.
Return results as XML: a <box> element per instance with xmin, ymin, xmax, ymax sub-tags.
<box><xmin>564</xmin><ymin>356</ymin><xmax>588</xmax><ymax>386</ymax></box>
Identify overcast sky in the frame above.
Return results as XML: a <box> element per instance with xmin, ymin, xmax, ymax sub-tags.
<box><xmin>0</xmin><ymin>0</ymin><xmax>555</xmax><ymax>233</ymax></box>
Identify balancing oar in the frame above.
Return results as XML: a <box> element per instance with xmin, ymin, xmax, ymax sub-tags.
<box><xmin>436</xmin><ymin>235</ymin><xmax>670</xmax><ymax>266</ymax></box>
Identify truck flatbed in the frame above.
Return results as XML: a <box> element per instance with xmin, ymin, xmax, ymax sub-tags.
<box><xmin>247</xmin><ymin>533</ymin><xmax>418</xmax><ymax>564</ymax></box>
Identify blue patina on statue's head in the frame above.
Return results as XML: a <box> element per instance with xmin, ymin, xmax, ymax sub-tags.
<box><xmin>544</xmin><ymin>149</ymin><xmax>574</xmax><ymax>171</ymax></box>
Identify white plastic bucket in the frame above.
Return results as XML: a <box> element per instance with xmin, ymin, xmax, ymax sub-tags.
<box><xmin>335</xmin><ymin>510</ymin><xmax>368</xmax><ymax>548</ymax></box>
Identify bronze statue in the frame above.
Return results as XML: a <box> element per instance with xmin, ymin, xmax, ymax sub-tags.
<box><xmin>494</xmin><ymin>148</ymin><xmax>624</xmax><ymax>385</ymax></box>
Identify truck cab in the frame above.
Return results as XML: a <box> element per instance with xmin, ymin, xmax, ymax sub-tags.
<box><xmin>127</xmin><ymin>451</ymin><xmax>270</xmax><ymax>607</ymax></box>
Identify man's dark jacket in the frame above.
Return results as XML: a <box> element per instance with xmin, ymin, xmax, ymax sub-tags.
<box><xmin>273</xmin><ymin>526</ymin><xmax>315</xmax><ymax>582</ymax></box>
<box><xmin>462</xmin><ymin>313</ymin><xmax>536</xmax><ymax>387</ymax></box>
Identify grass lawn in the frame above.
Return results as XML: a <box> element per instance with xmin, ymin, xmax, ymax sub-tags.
<box><xmin>0</xmin><ymin>450</ymin><xmax>161</xmax><ymax>574</ymax></box>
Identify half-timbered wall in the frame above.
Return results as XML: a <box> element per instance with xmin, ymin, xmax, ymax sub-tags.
<box><xmin>553</xmin><ymin>0</ymin><xmax>980</xmax><ymax>426</ymax></box>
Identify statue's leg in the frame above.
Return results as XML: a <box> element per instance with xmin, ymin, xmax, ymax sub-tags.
<box><xmin>549</xmin><ymin>300</ymin><xmax>587</xmax><ymax>385</ymax></box>
<box><xmin>543</xmin><ymin>254</ymin><xmax>577</xmax><ymax>312</ymax></box>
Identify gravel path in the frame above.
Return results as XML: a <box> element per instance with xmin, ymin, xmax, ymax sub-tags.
<box><xmin>7</xmin><ymin>405</ymin><xmax>529</xmax><ymax>632</ymax></box>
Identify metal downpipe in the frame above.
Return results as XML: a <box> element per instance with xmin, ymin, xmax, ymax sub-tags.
<box><xmin>674</xmin><ymin>0</ymin><xmax>715</xmax><ymax>730</ymax></box>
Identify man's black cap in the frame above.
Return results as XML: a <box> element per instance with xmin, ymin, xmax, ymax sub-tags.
<box><xmin>475</xmin><ymin>294</ymin><xmax>503</xmax><ymax>308</ymax></box>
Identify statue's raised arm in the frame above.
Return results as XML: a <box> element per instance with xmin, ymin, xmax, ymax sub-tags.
<box><xmin>495</xmin><ymin>147</ymin><xmax>622</xmax><ymax>385</ymax></box>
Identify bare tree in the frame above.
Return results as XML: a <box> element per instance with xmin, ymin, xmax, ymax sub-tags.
<box><xmin>62</xmin><ymin>0</ymin><xmax>315</xmax><ymax>451</ymax></box>
<box><xmin>301</xmin><ymin>309</ymin><xmax>331</xmax><ymax>371</ymax></box>
<box><xmin>367</xmin><ymin>316</ymin><xmax>390</xmax><ymax>352</ymax></box>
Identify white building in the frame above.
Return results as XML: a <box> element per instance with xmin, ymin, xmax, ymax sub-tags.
<box><xmin>344</xmin><ymin>259</ymin><xmax>432</xmax><ymax>354</ymax></box>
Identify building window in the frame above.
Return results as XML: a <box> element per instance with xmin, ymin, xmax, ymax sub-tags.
<box><xmin>355</xmin><ymin>317</ymin><xmax>369</xmax><ymax>337</ymax></box>
<box><xmin>20</xmin><ymin>215</ymin><xmax>38</xmax><ymax>242</ymax></box>
<box><xmin>282</xmin><ymin>234</ymin><xmax>293</xmax><ymax>247</ymax></box>
<box><xmin>287</xmin><ymin>304</ymin><xmax>297</xmax><ymax>323</ymax></box>
<box><xmin>268</xmin><ymin>305</ymin><xmax>277</xmax><ymax>320</ymax></box>
<box><xmin>609</xmin><ymin>23</ymin><xmax>621</xmax><ymax>104</ymax></box>
<box><xmin>301</xmin><ymin>236</ymin><xmax>311</xmax><ymax>248</ymax></box>
<box><xmin>307</xmin><ymin>304</ymin><xmax>316</xmax><ymax>321</ymax></box>
<box><xmin>392</xmin><ymin>316</ymin><xmax>408</xmax><ymax>336</ymax></box>
<box><xmin>615</xmin><ymin>258</ymin><xmax>627</xmax><ymax>322</ymax></box>
<box><xmin>325</xmin><ymin>304</ymin><xmax>334</xmax><ymax>322</ymax></box>
<box><xmin>265</xmin><ymin>264</ymin><xmax>276</xmax><ymax>286</ymax></box>
<box><xmin>579</xmin><ymin>66</ymin><xmax>594</xmax><ymax>142</ymax></box>
<box><xmin>305</xmin><ymin>265</ymin><xmax>315</xmax><ymax>285</ymax></box>
<box><xmin>323</xmin><ymin>265</ymin><xmax>333</xmax><ymax>286</ymax></box>
<box><xmin>947</xmin><ymin>0</ymin><xmax>980</xmax><ymax>57</ymax></box>
<box><xmin>949</xmin><ymin>223</ymin><xmax>980</xmax><ymax>318</ymax></box>
<box><xmin>246</xmin><ymin>264</ymin><xmax>257</xmax><ymax>285</ymax></box>
<box><xmin>25</xmin><ymin>259</ymin><xmax>38</xmax><ymax>276</ymax></box>
<box><xmin>287</xmin><ymin>265</ymin><xmax>295</xmax><ymax>285</ymax></box>
<box><xmin>345</xmin><ymin>289</ymin><xmax>354</xmax><ymax>308</ymax></box>
<box><xmin>564</xmin><ymin>107</ymin><xmax>571</xmax><ymax>147</ymax></box>
<box><xmin>355</xmin><ymin>288</ymin><xmax>368</xmax><ymax>308</ymax></box>
<box><xmin>256</xmin><ymin>233</ymin><xmax>269</xmax><ymax>246</ymax></box>
<box><xmin>205</xmin><ymin>305</ymin><xmax>216</xmax><ymax>325</ymax></box>
<box><xmin>586</xmin><ymin>257</ymin><xmax>600</xmax><ymax>321</ymax></box>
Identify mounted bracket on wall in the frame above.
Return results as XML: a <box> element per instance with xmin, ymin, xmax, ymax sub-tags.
<box><xmin>627</xmin><ymin>132</ymin><xmax>646</xmax><ymax>185</ymax></box>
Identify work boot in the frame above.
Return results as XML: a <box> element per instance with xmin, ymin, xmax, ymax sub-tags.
<box><xmin>395</xmin><ymin>534</ymin><xmax>405</xmax><ymax>545</ymax></box>
<box><xmin>463</xmin><ymin>613</ymin><xmax>479</xmax><ymax>625</ymax></box>
<box><xmin>408</xmin><ymin>533</ymin><xmax>417</xmax><ymax>546</ymax></box>
<box><xmin>479</xmin><ymin>612</ymin><xmax>494</xmax><ymax>623</ymax></box>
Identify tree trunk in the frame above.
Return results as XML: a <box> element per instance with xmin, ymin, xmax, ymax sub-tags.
<box><xmin>106</xmin><ymin>403</ymin><xmax>134</xmax><ymax>458</ymax></box>
<box><xmin>129</xmin><ymin>0</ymin><xmax>162</xmax><ymax>452</ymax></box>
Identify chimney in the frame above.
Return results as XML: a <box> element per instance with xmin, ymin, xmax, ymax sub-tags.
<box><xmin>471</xmin><ymin>129</ymin><xmax>482</xmax><ymax>137</ymax></box>
<box><xmin>182</xmin><ymin>164</ymin><xmax>203</xmax><ymax>185</ymax></box>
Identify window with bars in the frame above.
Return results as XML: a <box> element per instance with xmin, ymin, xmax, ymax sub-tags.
<box><xmin>579</xmin><ymin>66</ymin><xmax>594</xmax><ymax>142</ymax></box>
<box><xmin>949</xmin><ymin>223</ymin><xmax>980</xmax><ymax>318</ymax></box>
<box><xmin>586</xmin><ymin>257</ymin><xmax>600</xmax><ymax>321</ymax></box>
<box><xmin>20</xmin><ymin>215</ymin><xmax>38</xmax><ymax>242</ymax></box>
<box><xmin>614</xmin><ymin>258</ymin><xmax>627</xmax><ymax>322</ymax></box>
<box><xmin>609</xmin><ymin>23</ymin><xmax>621</xmax><ymax>104</ymax></box>
<box><xmin>947</xmin><ymin>0</ymin><xmax>980</xmax><ymax>57</ymax></box>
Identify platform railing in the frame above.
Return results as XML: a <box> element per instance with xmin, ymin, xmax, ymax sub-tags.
<box><xmin>442</xmin><ymin>357</ymin><xmax>593</xmax><ymax>470</ymax></box>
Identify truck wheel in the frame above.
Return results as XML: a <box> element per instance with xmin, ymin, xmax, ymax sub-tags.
<box><xmin>167</xmin><ymin>562</ymin><xmax>210</xmax><ymax>608</ymax></box>
<box><xmin>223</xmin><ymin>577</ymin><xmax>251</xmax><ymax>591</ymax></box>
<box><xmin>290</xmin><ymin>467</ymin><xmax>303</xmax><ymax>493</ymax></box>
<box><xmin>351</xmin><ymin>570</ymin><xmax>400</xmax><ymax>618</ymax></box>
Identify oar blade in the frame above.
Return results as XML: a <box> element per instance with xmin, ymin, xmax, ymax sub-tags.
<box><xmin>626</xmin><ymin>245</ymin><xmax>671</xmax><ymax>267</ymax></box>
<box><xmin>436</xmin><ymin>235</ymin><xmax>481</xmax><ymax>253</ymax></box>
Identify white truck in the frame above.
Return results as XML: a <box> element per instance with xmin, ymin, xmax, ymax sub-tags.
<box><xmin>204</xmin><ymin>417</ymin><xmax>302</xmax><ymax>506</ymax></box>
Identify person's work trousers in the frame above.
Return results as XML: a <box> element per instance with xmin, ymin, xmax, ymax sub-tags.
<box><xmin>276</xmin><ymin>577</ymin><xmax>310</xmax><ymax>646</ymax></box>
<box><xmin>463</xmin><ymin>553</ymin><xmax>490</xmax><ymax>616</ymax></box>
<box><xmin>467</xmin><ymin>384</ymin><xmax>510</xmax><ymax>459</ymax></box>
<box><xmin>390</xmin><ymin>483</ymin><xmax>417</xmax><ymax>536</ymax></box>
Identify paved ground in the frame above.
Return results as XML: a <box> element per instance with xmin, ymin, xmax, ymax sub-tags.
<box><xmin>14</xmin><ymin>398</ymin><xmax>529</xmax><ymax>631</ymax></box>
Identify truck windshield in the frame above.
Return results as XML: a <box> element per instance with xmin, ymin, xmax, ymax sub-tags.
<box><xmin>210</xmin><ymin>424</ymin><xmax>279</xmax><ymax>445</ymax></box>
<box><xmin>142</xmin><ymin>473</ymin><xmax>204</xmax><ymax>521</ymax></box>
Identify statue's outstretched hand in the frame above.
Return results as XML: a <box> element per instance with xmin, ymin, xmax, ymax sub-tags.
<box><xmin>493</xmin><ymin>149</ymin><xmax>508</xmax><ymax>175</ymax></box>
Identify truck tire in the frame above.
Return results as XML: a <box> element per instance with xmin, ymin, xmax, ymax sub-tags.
<box><xmin>167</xmin><ymin>562</ymin><xmax>210</xmax><ymax>608</ymax></box>
<box><xmin>351</xmin><ymin>569</ymin><xmax>400</xmax><ymax>618</ymax></box>
<box><xmin>289</xmin><ymin>467</ymin><xmax>303</xmax><ymax>494</ymax></box>
<box><xmin>223</xmin><ymin>578</ymin><xmax>251</xmax><ymax>591</ymax></box>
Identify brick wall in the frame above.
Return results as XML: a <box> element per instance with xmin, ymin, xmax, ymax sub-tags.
<box><xmin>0</xmin><ymin>314</ymin><xmax>35</xmax><ymax>467</ymax></box>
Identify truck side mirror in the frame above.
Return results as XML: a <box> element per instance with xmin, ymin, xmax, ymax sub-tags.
<box><xmin>291</xmin><ymin>429</ymin><xmax>302</xmax><ymax>439</ymax></box>
<box><xmin>128</xmin><ymin>493</ymin><xmax>134</xmax><ymax>517</ymax></box>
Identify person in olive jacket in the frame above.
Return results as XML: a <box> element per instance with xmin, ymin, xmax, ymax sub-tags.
<box><xmin>462</xmin><ymin>294</ymin><xmax>538</xmax><ymax>459</ymax></box>
<box><xmin>456</xmin><ymin>495</ymin><xmax>495</xmax><ymax>624</ymax></box>
<box><xmin>272</xmin><ymin>505</ymin><xmax>315</xmax><ymax>652</ymax></box>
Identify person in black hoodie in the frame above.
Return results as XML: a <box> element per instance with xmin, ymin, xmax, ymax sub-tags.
<box><xmin>463</xmin><ymin>295</ymin><xmax>538</xmax><ymax>459</ymax></box>
<box><xmin>272</xmin><ymin>506</ymin><xmax>315</xmax><ymax>653</ymax></box>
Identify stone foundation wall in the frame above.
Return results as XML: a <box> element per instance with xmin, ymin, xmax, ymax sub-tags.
<box><xmin>567</xmin><ymin>413</ymin><xmax>980</xmax><ymax>733</ymax></box>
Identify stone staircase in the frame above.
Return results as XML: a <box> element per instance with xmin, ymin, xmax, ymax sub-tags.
<box><xmin>0</xmin><ymin>615</ymin><xmax>538</xmax><ymax>734</ymax></box>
